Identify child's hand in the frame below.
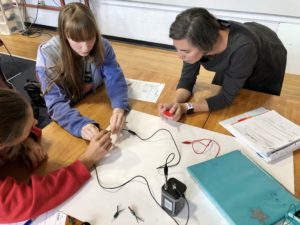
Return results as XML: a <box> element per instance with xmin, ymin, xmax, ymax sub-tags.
<box><xmin>81</xmin><ymin>123</ymin><xmax>100</xmax><ymax>140</ymax></box>
<box><xmin>79</xmin><ymin>130</ymin><xmax>111</xmax><ymax>169</ymax></box>
<box><xmin>22</xmin><ymin>137</ymin><xmax>48</xmax><ymax>168</ymax></box>
<box><xmin>110</xmin><ymin>108</ymin><xmax>125</xmax><ymax>134</ymax></box>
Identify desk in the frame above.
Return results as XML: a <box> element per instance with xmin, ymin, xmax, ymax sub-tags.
<box><xmin>37</xmin><ymin>73</ymin><xmax>210</xmax><ymax>175</ymax></box>
<box><xmin>36</xmin><ymin>75</ymin><xmax>299</xmax><ymax>223</ymax></box>
<box><xmin>37</xmin><ymin>75</ymin><xmax>300</xmax><ymax>194</ymax></box>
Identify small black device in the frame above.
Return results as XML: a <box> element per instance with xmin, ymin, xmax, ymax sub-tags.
<box><xmin>161</xmin><ymin>177</ymin><xmax>187</xmax><ymax>216</ymax></box>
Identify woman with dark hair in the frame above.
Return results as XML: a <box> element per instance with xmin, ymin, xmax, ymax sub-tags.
<box><xmin>159</xmin><ymin>8</ymin><xmax>287</xmax><ymax>121</ymax></box>
<box><xmin>36</xmin><ymin>3</ymin><xmax>129</xmax><ymax>140</ymax></box>
<box><xmin>0</xmin><ymin>88</ymin><xmax>111</xmax><ymax>223</ymax></box>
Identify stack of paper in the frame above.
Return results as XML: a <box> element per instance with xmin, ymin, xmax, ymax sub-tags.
<box><xmin>220</xmin><ymin>107</ymin><xmax>300</xmax><ymax>162</ymax></box>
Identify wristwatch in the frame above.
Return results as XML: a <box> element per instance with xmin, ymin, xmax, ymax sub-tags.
<box><xmin>185</xmin><ymin>103</ymin><xmax>194</xmax><ymax>115</ymax></box>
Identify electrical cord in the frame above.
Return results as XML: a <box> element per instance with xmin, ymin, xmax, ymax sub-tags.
<box><xmin>20</xmin><ymin>0</ymin><xmax>41</xmax><ymax>37</ymax></box>
<box><xmin>92</xmin><ymin>127</ymin><xmax>190</xmax><ymax>225</ymax></box>
<box><xmin>94</xmin><ymin>166</ymin><xmax>189</xmax><ymax>225</ymax></box>
<box><xmin>123</xmin><ymin>128</ymin><xmax>181</xmax><ymax>169</ymax></box>
<box><xmin>183</xmin><ymin>195</ymin><xmax>190</xmax><ymax>225</ymax></box>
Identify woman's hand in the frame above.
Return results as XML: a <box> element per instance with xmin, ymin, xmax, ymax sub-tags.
<box><xmin>158</xmin><ymin>103</ymin><xmax>187</xmax><ymax>121</ymax></box>
<box><xmin>79</xmin><ymin>130</ymin><xmax>112</xmax><ymax>169</ymax></box>
<box><xmin>110</xmin><ymin>108</ymin><xmax>125</xmax><ymax>134</ymax></box>
<box><xmin>22</xmin><ymin>137</ymin><xmax>48</xmax><ymax>168</ymax></box>
<box><xmin>81</xmin><ymin>123</ymin><xmax>100</xmax><ymax>141</ymax></box>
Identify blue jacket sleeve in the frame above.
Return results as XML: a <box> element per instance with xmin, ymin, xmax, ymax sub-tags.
<box><xmin>36</xmin><ymin>47</ymin><xmax>96</xmax><ymax>137</ymax></box>
<box><xmin>101</xmin><ymin>39</ymin><xmax>130</xmax><ymax>111</ymax></box>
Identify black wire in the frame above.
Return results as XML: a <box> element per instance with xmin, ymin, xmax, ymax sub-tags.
<box><xmin>123</xmin><ymin>128</ymin><xmax>181</xmax><ymax>169</ymax></box>
<box><xmin>92</xmin><ymin>127</ymin><xmax>190</xmax><ymax>225</ymax></box>
<box><xmin>183</xmin><ymin>195</ymin><xmax>190</xmax><ymax>225</ymax></box>
<box><xmin>93</xmin><ymin>165</ymin><xmax>181</xmax><ymax>225</ymax></box>
<box><xmin>20</xmin><ymin>0</ymin><xmax>40</xmax><ymax>37</ymax></box>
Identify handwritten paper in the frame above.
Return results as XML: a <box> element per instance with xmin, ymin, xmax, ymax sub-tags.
<box><xmin>126</xmin><ymin>78</ymin><xmax>165</xmax><ymax>103</ymax></box>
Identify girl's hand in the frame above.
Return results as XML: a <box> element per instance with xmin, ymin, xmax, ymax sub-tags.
<box><xmin>23</xmin><ymin>137</ymin><xmax>48</xmax><ymax>168</ymax></box>
<box><xmin>79</xmin><ymin>130</ymin><xmax>112</xmax><ymax>169</ymax></box>
<box><xmin>110</xmin><ymin>108</ymin><xmax>125</xmax><ymax>134</ymax></box>
<box><xmin>81</xmin><ymin>123</ymin><xmax>100</xmax><ymax>140</ymax></box>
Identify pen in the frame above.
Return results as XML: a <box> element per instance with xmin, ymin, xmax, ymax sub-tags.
<box><xmin>232</xmin><ymin>116</ymin><xmax>253</xmax><ymax>124</ymax></box>
<box><xmin>24</xmin><ymin>218</ymin><xmax>34</xmax><ymax>225</ymax></box>
<box><xmin>237</xmin><ymin>116</ymin><xmax>252</xmax><ymax>122</ymax></box>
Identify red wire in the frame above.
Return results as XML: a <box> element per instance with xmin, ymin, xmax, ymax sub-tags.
<box><xmin>182</xmin><ymin>139</ymin><xmax>220</xmax><ymax>157</ymax></box>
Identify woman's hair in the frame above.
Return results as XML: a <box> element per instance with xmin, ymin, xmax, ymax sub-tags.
<box><xmin>0</xmin><ymin>88</ymin><xmax>30</xmax><ymax>144</ymax></box>
<box><xmin>47</xmin><ymin>3</ymin><xmax>105</xmax><ymax>99</ymax></box>
<box><xmin>169</xmin><ymin>8</ymin><xmax>224</xmax><ymax>51</ymax></box>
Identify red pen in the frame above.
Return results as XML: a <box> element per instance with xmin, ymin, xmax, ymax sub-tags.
<box><xmin>237</xmin><ymin>116</ymin><xmax>252</xmax><ymax>122</ymax></box>
<box><xmin>232</xmin><ymin>116</ymin><xmax>253</xmax><ymax>124</ymax></box>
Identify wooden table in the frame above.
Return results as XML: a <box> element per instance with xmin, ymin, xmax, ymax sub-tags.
<box><xmin>36</xmin><ymin>76</ymin><xmax>300</xmax><ymax>200</ymax></box>
<box><xmin>37</xmin><ymin>73</ymin><xmax>210</xmax><ymax>175</ymax></box>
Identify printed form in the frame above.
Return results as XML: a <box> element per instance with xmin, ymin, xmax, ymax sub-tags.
<box><xmin>220</xmin><ymin>107</ymin><xmax>300</xmax><ymax>162</ymax></box>
<box><xmin>126</xmin><ymin>78</ymin><xmax>165</xmax><ymax>103</ymax></box>
<box><xmin>232</xmin><ymin>110</ymin><xmax>300</xmax><ymax>154</ymax></box>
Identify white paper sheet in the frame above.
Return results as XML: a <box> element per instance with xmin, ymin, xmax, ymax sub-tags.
<box><xmin>126</xmin><ymin>78</ymin><xmax>165</xmax><ymax>103</ymax></box>
<box><xmin>59</xmin><ymin>110</ymin><xmax>294</xmax><ymax>225</ymax></box>
<box><xmin>1</xmin><ymin>210</ymin><xmax>66</xmax><ymax>225</ymax></box>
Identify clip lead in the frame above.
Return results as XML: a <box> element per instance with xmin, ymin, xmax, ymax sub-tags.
<box><xmin>112</xmin><ymin>205</ymin><xmax>124</xmax><ymax>221</ymax></box>
<box><xmin>128</xmin><ymin>206</ymin><xmax>144</xmax><ymax>223</ymax></box>
<box><xmin>164</xmin><ymin>164</ymin><xmax>168</xmax><ymax>190</ymax></box>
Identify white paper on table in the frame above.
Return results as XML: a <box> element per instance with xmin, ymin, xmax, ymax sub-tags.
<box><xmin>1</xmin><ymin>210</ymin><xmax>67</xmax><ymax>225</ymax></box>
<box><xmin>126</xmin><ymin>78</ymin><xmax>165</xmax><ymax>103</ymax></box>
<box><xmin>59</xmin><ymin>110</ymin><xmax>294</xmax><ymax>225</ymax></box>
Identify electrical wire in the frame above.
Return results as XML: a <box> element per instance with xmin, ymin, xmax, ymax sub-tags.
<box><xmin>94</xmin><ymin>166</ymin><xmax>189</xmax><ymax>225</ymax></box>
<box><xmin>20</xmin><ymin>0</ymin><xmax>41</xmax><ymax>37</ymax></box>
<box><xmin>92</xmin><ymin>127</ymin><xmax>190</xmax><ymax>225</ymax></box>
<box><xmin>123</xmin><ymin>128</ymin><xmax>181</xmax><ymax>169</ymax></box>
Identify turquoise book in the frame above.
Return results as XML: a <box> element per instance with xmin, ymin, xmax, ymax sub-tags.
<box><xmin>187</xmin><ymin>150</ymin><xmax>300</xmax><ymax>225</ymax></box>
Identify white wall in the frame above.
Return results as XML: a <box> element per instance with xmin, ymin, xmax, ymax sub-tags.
<box><xmin>25</xmin><ymin>0</ymin><xmax>300</xmax><ymax>75</ymax></box>
<box><xmin>128</xmin><ymin>0</ymin><xmax>300</xmax><ymax>17</ymax></box>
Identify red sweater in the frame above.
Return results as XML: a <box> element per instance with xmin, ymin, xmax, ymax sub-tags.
<box><xmin>0</xmin><ymin>160</ymin><xmax>91</xmax><ymax>223</ymax></box>
<box><xmin>0</xmin><ymin>127</ymin><xmax>91</xmax><ymax>223</ymax></box>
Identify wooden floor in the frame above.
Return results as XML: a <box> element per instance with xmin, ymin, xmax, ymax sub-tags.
<box><xmin>1</xmin><ymin>29</ymin><xmax>300</xmax><ymax>98</ymax></box>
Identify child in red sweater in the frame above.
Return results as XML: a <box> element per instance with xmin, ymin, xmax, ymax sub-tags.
<box><xmin>0</xmin><ymin>88</ymin><xmax>112</xmax><ymax>223</ymax></box>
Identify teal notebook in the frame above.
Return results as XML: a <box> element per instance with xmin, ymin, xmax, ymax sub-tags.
<box><xmin>187</xmin><ymin>150</ymin><xmax>300</xmax><ymax>225</ymax></box>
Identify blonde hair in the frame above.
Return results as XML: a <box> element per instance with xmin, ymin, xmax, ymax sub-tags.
<box><xmin>47</xmin><ymin>3</ymin><xmax>105</xmax><ymax>99</ymax></box>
